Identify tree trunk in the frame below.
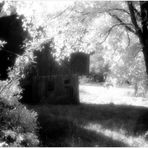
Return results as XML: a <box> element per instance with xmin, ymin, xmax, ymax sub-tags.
<box><xmin>140</xmin><ymin>2</ymin><xmax>148</xmax><ymax>75</ymax></box>
<box><xmin>142</xmin><ymin>46</ymin><xmax>148</xmax><ymax>95</ymax></box>
<box><xmin>143</xmin><ymin>46</ymin><xmax>148</xmax><ymax>75</ymax></box>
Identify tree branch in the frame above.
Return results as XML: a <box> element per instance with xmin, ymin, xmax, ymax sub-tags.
<box><xmin>49</xmin><ymin>5</ymin><xmax>74</xmax><ymax>22</ymax></box>
<box><xmin>99</xmin><ymin>23</ymin><xmax>133</xmax><ymax>44</ymax></box>
<box><xmin>127</xmin><ymin>2</ymin><xmax>143</xmax><ymax>39</ymax></box>
<box><xmin>126</xmin><ymin>30</ymin><xmax>131</xmax><ymax>49</ymax></box>
<box><xmin>74</xmin><ymin>7</ymin><xmax>130</xmax><ymax>17</ymax></box>
<box><xmin>133</xmin><ymin>6</ymin><xmax>141</xmax><ymax>18</ymax></box>
<box><xmin>106</xmin><ymin>8</ymin><xmax>130</xmax><ymax>15</ymax></box>
<box><xmin>1</xmin><ymin>49</ymin><xmax>20</xmax><ymax>57</ymax></box>
<box><xmin>108</xmin><ymin>12</ymin><xmax>135</xmax><ymax>34</ymax></box>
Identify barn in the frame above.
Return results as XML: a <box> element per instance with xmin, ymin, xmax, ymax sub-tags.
<box><xmin>22</xmin><ymin>42</ymin><xmax>90</xmax><ymax>105</ymax></box>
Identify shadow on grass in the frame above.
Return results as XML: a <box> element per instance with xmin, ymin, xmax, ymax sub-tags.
<box><xmin>31</xmin><ymin>103</ymin><xmax>148</xmax><ymax>146</ymax></box>
<box><xmin>37</xmin><ymin>113</ymin><xmax>128</xmax><ymax>147</ymax></box>
<box><xmin>76</xmin><ymin>104</ymin><xmax>148</xmax><ymax>136</ymax></box>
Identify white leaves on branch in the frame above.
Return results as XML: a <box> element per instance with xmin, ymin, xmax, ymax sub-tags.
<box><xmin>1</xmin><ymin>0</ymin><xmax>146</xmax><ymax>85</ymax></box>
<box><xmin>0</xmin><ymin>40</ymin><xmax>7</xmax><ymax>49</ymax></box>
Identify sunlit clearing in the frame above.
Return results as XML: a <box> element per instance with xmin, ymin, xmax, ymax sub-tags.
<box><xmin>84</xmin><ymin>123</ymin><xmax>148</xmax><ymax>147</ymax></box>
<box><xmin>80</xmin><ymin>84</ymin><xmax>148</xmax><ymax>107</ymax></box>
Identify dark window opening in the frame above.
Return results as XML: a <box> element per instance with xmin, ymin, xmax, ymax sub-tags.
<box><xmin>64</xmin><ymin>79</ymin><xmax>70</xmax><ymax>84</ymax></box>
<box><xmin>47</xmin><ymin>80</ymin><xmax>54</xmax><ymax>91</ymax></box>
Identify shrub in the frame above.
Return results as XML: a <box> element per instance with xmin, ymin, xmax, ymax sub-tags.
<box><xmin>0</xmin><ymin>98</ymin><xmax>39</xmax><ymax>147</ymax></box>
<box><xmin>0</xmin><ymin>79</ymin><xmax>39</xmax><ymax>147</ymax></box>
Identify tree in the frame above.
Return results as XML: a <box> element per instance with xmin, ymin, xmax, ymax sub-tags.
<box><xmin>0</xmin><ymin>1</ymin><xmax>39</xmax><ymax>146</ymax></box>
<box><xmin>90</xmin><ymin>1</ymin><xmax>148</xmax><ymax>78</ymax></box>
<box><xmin>91</xmin><ymin>1</ymin><xmax>148</xmax><ymax>92</ymax></box>
<box><xmin>138</xmin><ymin>2</ymin><xmax>148</xmax><ymax>75</ymax></box>
<box><xmin>57</xmin><ymin>1</ymin><xmax>148</xmax><ymax>90</ymax></box>
<box><xmin>2</xmin><ymin>1</ymin><xmax>148</xmax><ymax>91</ymax></box>
<box><xmin>0</xmin><ymin>14</ymin><xmax>29</xmax><ymax>79</ymax></box>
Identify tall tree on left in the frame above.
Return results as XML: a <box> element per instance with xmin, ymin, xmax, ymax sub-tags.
<box><xmin>0</xmin><ymin>2</ymin><xmax>29</xmax><ymax>79</ymax></box>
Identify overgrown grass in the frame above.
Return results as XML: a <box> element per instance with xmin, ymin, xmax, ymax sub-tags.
<box><xmin>30</xmin><ymin>103</ymin><xmax>148</xmax><ymax>147</ymax></box>
<box><xmin>29</xmin><ymin>84</ymin><xmax>148</xmax><ymax>147</ymax></box>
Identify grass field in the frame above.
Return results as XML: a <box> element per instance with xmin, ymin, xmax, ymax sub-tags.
<box><xmin>80</xmin><ymin>84</ymin><xmax>148</xmax><ymax>107</ymax></box>
<box><xmin>31</xmin><ymin>84</ymin><xmax>148</xmax><ymax>147</ymax></box>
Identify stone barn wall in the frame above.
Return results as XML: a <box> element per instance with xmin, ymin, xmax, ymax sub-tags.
<box><xmin>32</xmin><ymin>75</ymin><xmax>79</xmax><ymax>104</ymax></box>
<box><xmin>22</xmin><ymin>46</ymin><xmax>90</xmax><ymax>104</ymax></box>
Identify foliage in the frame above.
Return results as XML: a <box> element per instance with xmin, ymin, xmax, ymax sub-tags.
<box><xmin>0</xmin><ymin>102</ymin><xmax>39</xmax><ymax>146</ymax></box>
<box><xmin>90</xmin><ymin>50</ymin><xmax>110</xmax><ymax>83</ymax></box>
<box><xmin>0</xmin><ymin>0</ymin><xmax>148</xmax><ymax>146</ymax></box>
<box><xmin>0</xmin><ymin>1</ymin><xmax>39</xmax><ymax>146</ymax></box>
<box><xmin>0</xmin><ymin>41</ymin><xmax>39</xmax><ymax>146</ymax></box>
<box><xmin>0</xmin><ymin>79</ymin><xmax>39</xmax><ymax>146</ymax></box>
<box><xmin>3</xmin><ymin>1</ymin><xmax>147</xmax><ymax>92</ymax></box>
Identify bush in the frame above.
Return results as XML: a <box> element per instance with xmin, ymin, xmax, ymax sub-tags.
<box><xmin>0</xmin><ymin>5</ymin><xmax>40</xmax><ymax>146</ymax></box>
<box><xmin>0</xmin><ymin>79</ymin><xmax>39</xmax><ymax>147</ymax></box>
<box><xmin>0</xmin><ymin>99</ymin><xmax>39</xmax><ymax>147</ymax></box>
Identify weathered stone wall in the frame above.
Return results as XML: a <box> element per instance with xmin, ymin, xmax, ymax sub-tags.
<box><xmin>32</xmin><ymin>75</ymin><xmax>79</xmax><ymax>104</ymax></box>
<box><xmin>22</xmin><ymin>45</ymin><xmax>90</xmax><ymax>104</ymax></box>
